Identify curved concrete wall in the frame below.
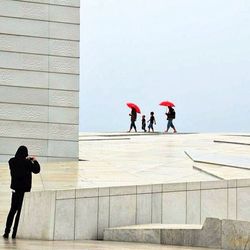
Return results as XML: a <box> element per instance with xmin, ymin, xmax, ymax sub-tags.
<box><xmin>0</xmin><ymin>0</ymin><xmax>80</xmax><ymax>162</ymax></box>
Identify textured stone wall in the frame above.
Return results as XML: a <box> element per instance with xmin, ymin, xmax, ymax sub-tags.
<box><xmin>18</xmin><ymin>179</ymin><xmax>250</xmax><ymax>240</ymax></box>
<box><xmin>0</xmin><ymin>0</ymin><xmax>80</xmax><ymax>162</ymax></box>
<box><xmin>104</xmin><ymin>218</ymin><xmax>250</xmax><ymax>250</ymax></box>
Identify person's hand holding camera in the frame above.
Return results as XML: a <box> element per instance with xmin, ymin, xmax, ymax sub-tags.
<box><xmin>26</xmin><ymin>156</ymin><xmax>36</xmax><ymax>162</ymax></box>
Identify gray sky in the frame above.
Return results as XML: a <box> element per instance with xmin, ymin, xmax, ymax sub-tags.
<box><xmin>80</xmin><ymin>0</ymin><xmax>250</xmax><ymax>132</ymax></box>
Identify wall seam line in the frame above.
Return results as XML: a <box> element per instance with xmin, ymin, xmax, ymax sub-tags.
<box><xmin>135</xmin><ymin>186</ymin><xmax>137</xmax><ymax>225</ymax></box>
<box><xmin>0</xmin><ymin>14</ymin><xmax>80</xmax><ymax>25</ymax></box>
<box><xmin>0</xmin><ymin>66</ymin><xmax>79</xmax><ymax>75</ymax></box>
<box><xmin>0</xmin><ymin>32</ymin><xmax>79</xmax><ymax>41</ymax></box>
<box><xmin>9</xmin><ymin>0</ymin><xmax>80</xmax><ymax>8</ymax></box>
<box><xmin>53</xmin><ymin>194</ymin><xmax>57</xmax><ymax>240</ymax></box>
<box><xmin>0</xmin><ymin>49</ymin><xmax>80</xmax><ymax>59</ymax></box>
<box><xmin>108</xmin><ymin>188</ymin><xmax>110</xmax><ymax>228</ymax></box>
<box><xmin>74</xmin><ymin>189</ymin><xmax>76</xmax><ymax>240</ymax></box>
<box><xmin>186</xmin><ymin>184</ymin><xmax>187</xmax><ymax>224</ymax></box>
<box><xmin>151</xmin><ymin>185</ymin><xmax>153</xmax><ymax>224</ymax></box>
<box><xmin>97</xmin><ymin>188</ymin><xmax>100</xmax><ymax>239</ymax></box>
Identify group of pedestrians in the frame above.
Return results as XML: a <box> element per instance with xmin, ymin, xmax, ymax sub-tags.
<box><xmin>128</xmin><ymin>106</ymin><xmax>177</xmax><ymax>133</ymax></box>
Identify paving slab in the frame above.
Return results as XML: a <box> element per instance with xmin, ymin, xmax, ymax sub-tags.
<box><xmin>186</xmin><ymin>149</ymin><xmax>250</xmax><ymax>170</ymax></box>
<box><xmin>1</xmin><ymin>133</ymin><xmax>250</xmax><ymax>249</ymax></box>
<box><xmin>0</xmin><ymin>238</ymin><xmax>219</xmax><ymax>250</ymax></box>
<box><xmin>193</xmin><ymin>163</ymin><xmax>250</xmax><ymax>180</ymax></box>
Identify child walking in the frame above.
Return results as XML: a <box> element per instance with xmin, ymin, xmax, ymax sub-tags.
<box><xmin>141</xmin><ymin>115</ymin><xmax>146</xmax><ymax>132</ymax></box>
<box><xmin>148</xmin><ymin>112</ymin><xmax>156</xmax><ymax>132</ymax></box>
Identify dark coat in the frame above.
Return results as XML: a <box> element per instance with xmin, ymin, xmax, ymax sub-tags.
<box><xmin>131</xmin><ymin>109</ymin><xmax>137</xmax><ymax>122</ymax></box>
<box><xmin>9</xmin><ymin>157</ymin><xmax>40</xmax><ymax>192</ymax></box>
<box><xmin>166</xmin><ymin>108</ymin><xmax>176</xmax><ymax>120</ymax></box>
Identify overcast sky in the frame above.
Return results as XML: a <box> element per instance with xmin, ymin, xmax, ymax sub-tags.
<box><xmin>80</xmin><ymin>0</ymin><xmax>250</xmax><ymax>133</ymax></box>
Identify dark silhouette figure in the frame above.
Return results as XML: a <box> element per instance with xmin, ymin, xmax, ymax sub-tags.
<box><xmin>148</xmin><ymin>112</ymin><xmax>156</xmax><ymax>132</ymax></box>
<box><xmin>141</xmin><ymin>115</ymin><xmax>147</xmax><ymax>132</ymax></box>
<box><xmin>3</xmin><ymin>146</ymin><xmax>40</xmax><ymax>239</ymax></box>
<box><xmin>165</xmin><ymin>107</ymin><xmax>177</xmax><ymax>133</ymax></box>
<box><xmin>128</xmin><ymin>108</ymin><xmax>137</xmax><ymax>132</ymax></box>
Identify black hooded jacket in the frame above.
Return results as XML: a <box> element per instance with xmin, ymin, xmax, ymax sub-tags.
<box><xmin>9</xmin><ymin>146</ymin><xmax>40</xmax><ymax>192</ymax></box>
<box><xmin>166</xmin><ymin>107</ymin><xmax>176</xmax><ymax>120</ymax></box>
<box><xmin>130</xmin><ymin>108</ymin><xmax>137</xmax><ymax>122</ymax></box>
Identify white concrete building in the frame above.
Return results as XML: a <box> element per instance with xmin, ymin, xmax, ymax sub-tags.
<box><xmin>0</xmin><ymin>0</ymin><xmax>80</xmax><ymax>162</ymax></box>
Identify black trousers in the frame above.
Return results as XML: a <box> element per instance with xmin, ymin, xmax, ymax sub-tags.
<box><xmin>130</xmin><ymin>121</ymin><xmax>137</xmax><ymax>131</ymax></box>
<box><xmin>4</xmin><ymin>191</ymin><xmax>25</xmax><ymax>237</ymax></box>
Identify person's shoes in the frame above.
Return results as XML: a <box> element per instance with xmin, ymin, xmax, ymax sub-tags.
<box><xmin>173</xmin><ymin>130</ymin><xmax>177</xmax><ymax>133</ymax></box>
<box><xmin>3</xmin><ymin>233</ymin><xmax>9</xmax><ymax>239</ymax></box>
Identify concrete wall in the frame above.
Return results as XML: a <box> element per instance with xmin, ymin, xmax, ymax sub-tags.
<box><xmin>18</xmin><ymin>178</ymin><xmax>250</xmax><ymax>240</ymax></box>
<box><xmin>0</xmin><ymin>0</ymin><xmax>80</xmax><ymax>162</ymax></box>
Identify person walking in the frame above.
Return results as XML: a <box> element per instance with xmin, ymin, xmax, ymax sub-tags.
<box><xmin>141</xmin><ymin>115</ymin><xmax>147</xmax><ymax>132</ymax></box>
<box><xmin>128</xmin><ymin>108</ymin><xmax>137</xmax><ymax>132</ymax></box>
<box><xmin>148</xmin><ymin>112</ymin><xmax>156</xmax><ymax>132</ymax></box>
<box><xmin>3</xmin><ymin>146</ymin><xmax>40</xmax><ymax>239</ymax></box>
<box><xmin>165</xmin><ymin>106</ymin><xmax>177</xmax><ymax>133</ymax></box>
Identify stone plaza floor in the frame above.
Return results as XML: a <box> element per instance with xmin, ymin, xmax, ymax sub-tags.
<box><xmin>0</xmin><ymin>238</ymin><xmax>219</xmax><ymax>250</ymax></box>
<box><xmin>1</xmin><ymin>132</ymin><xmax>250</xmax><ymax>249</ymax></box>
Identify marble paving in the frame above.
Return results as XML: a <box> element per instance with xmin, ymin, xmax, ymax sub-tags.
<box><xmin>0</xmin><ymin>238</ymin><xmax>219</xmax><ymax>250</ymax></box>
<box><xmin>186</xmin><ymin>149</ymin><xmax>250</xmax><ymax>170</ymax></box>
<box><xmin>214</xmin><ymin>134</ymin><xmax>250</xmax><ymax>146</ymax></box>
<box><xmin>193</xmin><ymin>163</ymin><xmax>250</xmax><ymax>180</ymax></box>
<box><xmin>0</xmin><ymin>132</ymin><xmax>250</xmax><ymax>249</ymax></box>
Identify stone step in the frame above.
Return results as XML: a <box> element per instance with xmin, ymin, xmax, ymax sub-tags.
<box><xmin>185</xmin><ymin>150</ymin><xmax>250</xmax><ymax>170</ymax></box>
<box><xmin>106</xmin><ymin>223</ymin><xmax>202</xmax><ymax>230</ymax></box>
<box><xmin>193</xmin><ymin>163</ymin><xmax>250</xmax><ymax>180</ymax></box>
<box><xmin>104</xmin><ymin>223</ymin><xmax>203</xmax><ymax>243</ymax></box>
<box><xmin>104</xmin><ymin>218</ymin><xmax>250</xmax><ymax>250</ymax></box>
<box><xmin>214</xmin><ymin>134</ymin><xmax>250</xmax><ymax>146</ymax></box>
<box><xmin>104</xmin><ymin>218</ymin><xmax>220</xmax><ymax>248</ymax></box>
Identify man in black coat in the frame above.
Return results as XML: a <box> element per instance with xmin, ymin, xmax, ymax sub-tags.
<box><xmin>128</xmin><ymin>108</ymin><xmax>137</xmax><ymax>132</ymax></box>
<box><xmin>3</xmin><ymin>146</ymin><xmax>40</xmax><ymax>239</ymax></box>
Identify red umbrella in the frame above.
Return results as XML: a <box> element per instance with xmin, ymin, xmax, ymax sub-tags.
<box><xmin>127</xmin><ymin>102</ymin><xmax>141</xmax><ymax>113</ymax></box>
<box><xmin>159</xmin><ymin>101</ymin><xmax>175</xmax><ymax>107</ymax></box>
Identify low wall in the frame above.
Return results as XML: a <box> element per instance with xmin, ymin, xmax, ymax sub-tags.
<box><xmin>18</xmin><ymin>178</ymin><xmax>250</xmax><ymax>240</ymax></box>
<box><xmin>104</xmin><ymin>218</ymin><xmax>222</xmax><ymax>248</ymax></box>
<box><xmin>104</xmin><ymin>218</ymin><xmax>250</xmax><ymax>250</ymax></box>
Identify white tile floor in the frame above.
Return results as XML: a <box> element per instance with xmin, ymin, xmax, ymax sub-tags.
<box><xmin>0</xmin><ymin>239</ymin><xmax>219</xmax><ymax>250</ymax></box>
<box><xmin>1</xmin><ymin>132</ymin><xmax>250</xmax><ymax>250</ymax></box>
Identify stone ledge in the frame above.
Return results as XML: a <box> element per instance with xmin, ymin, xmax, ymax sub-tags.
<box><xmin>104</xmin><ymin>218</ymin><xmax>221</xmax><ymax>248</ymax></box>
<box><xmin>104</xmin><ymin>218</ymin><xmax>250</xmax><ymax>250</ymax></box>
